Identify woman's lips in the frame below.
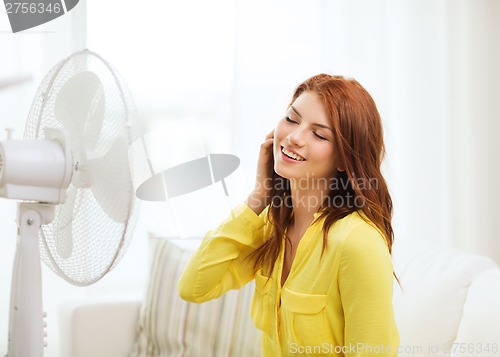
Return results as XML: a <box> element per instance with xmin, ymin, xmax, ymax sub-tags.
<box><xmin>280</xmin><ymin>146</ymin><xmax>306</xmax><ymax>163</ymax></box>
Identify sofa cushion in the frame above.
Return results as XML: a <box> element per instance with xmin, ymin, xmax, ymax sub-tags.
<box><xmin>392</xmin><ymin>241</ymin><xmax>497</xmax><ymax>356</ymax></box>
<box><xmin>130</xmin><ymin>237</ymin><xmax>260</xmax><ymax>357</ymax></box>
<box><xmin>450</xmin><ymin>268</ymin><xmax>500</xmax><ymax>357</ymax></box>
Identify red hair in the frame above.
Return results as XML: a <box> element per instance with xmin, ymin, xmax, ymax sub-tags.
<box><xmin>252</xmin><ymin>74</ymin><xmax>395</xmax><ymax>278</ymax></box>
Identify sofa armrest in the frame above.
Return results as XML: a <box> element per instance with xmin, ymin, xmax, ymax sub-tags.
<box><xmin>59</xmin><ymin>296</ymin><xmax>141</xmax><ymax>357</ymax></box>
<box><xmin>451</xmin><ymin>268</ymin><xmax>500</xmax><ymax>355</ymax></box>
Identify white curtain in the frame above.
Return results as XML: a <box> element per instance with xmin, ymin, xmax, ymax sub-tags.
<box><xmin>84</xmin><ymin>0</ymin><xmax>500</xmax><ymax>262</ymax></box>
<box><xmin>383</xmin><ymin>0</ymin><xmax>500</xmax><ymax>262</ymax></box>
<box><xmin>228</xmin><ymin>0</ymin><xmax>500</xmax><ymax>263</ymax></box>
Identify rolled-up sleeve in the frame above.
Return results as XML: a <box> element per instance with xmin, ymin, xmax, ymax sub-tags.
<box><xmin>178</xmin><ymin>202</ymin><xmax>269</xmax><ymax>303</ymax></box>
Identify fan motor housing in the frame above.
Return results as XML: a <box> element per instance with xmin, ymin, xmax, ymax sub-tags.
<box><xmin>0</xmin><ymin>138</ymin><xmax>71</xmax><ymax>203</ymax></box>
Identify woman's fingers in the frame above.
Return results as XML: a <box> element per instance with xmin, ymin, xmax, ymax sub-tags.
<box><xmin>246</xmin><ymin>129</ymin><xmax>275</xmax><ymax>214</ymax></box>
<box><xmin>262</xmin><ymin>130</ymin><xmax>274</xmax><ymax>153</ymax></box>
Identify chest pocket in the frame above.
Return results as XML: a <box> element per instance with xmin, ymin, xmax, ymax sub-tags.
<box><xmin>280</xmin><ymin>288</ymin><xmax>330</xmax><ymax>348</ymax></box>
<box><xmin>250</xmin><ymin>270</ymin><xmax>273</xmax><ymax>335</ymax></box>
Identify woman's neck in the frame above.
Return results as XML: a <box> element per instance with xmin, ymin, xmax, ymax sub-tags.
<box><xmin>289</xmin><ymin>178</ymin><xmax>330</xmax><ymax>229</ymax></box>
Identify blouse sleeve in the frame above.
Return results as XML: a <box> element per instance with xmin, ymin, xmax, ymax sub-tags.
<box><xmin>339</xmin><ymin>222</ymin><xmax>399</xmax><ymax>356</ymax></box>
<box><xmin>178</xmin><ymin>202</ymin><xmax>269</xmax><ymax>303</ymax></box>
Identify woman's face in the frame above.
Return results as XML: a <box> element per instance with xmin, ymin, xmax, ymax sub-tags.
<box><xmin>273</xmin><ymin>91</ymin><xmax>339</xmax><ymax>184</ymax></box>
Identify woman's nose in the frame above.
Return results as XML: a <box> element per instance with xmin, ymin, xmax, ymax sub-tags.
<box><xmin>287</xmin><ymin>127</ymin><xmax>306</xmax><ymax>147</ymax></box>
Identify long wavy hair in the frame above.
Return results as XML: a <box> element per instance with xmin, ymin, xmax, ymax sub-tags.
<box><xmin>252</xmin><ymin>74</ymin><xmax>395</xmax><ymax>278</ymax></box>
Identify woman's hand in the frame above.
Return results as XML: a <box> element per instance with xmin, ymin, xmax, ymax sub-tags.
<box><xmin>246</xmin><ymin>129</ymin><xmax>275</xmax><ymax>215</ymax></box>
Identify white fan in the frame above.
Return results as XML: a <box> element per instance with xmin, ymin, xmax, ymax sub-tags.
<box><xmin>0</xmin><ymin>50</ymin><xmax>138</xmax><ymax>357</ymax></box>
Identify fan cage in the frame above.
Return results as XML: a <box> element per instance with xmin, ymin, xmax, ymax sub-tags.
<box><xmin>24</xmin><ymin>50</ymin><xmax>139</xmax><ymax>286</ymax></box>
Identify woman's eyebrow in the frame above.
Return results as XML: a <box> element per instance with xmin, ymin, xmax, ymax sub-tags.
<box><xmin>312</xmin><ymin>123</ymin><xmax>334</xmax><ymax>132</ymax></box>
<box><xmin>290</xmin><ymin>105</ymin><xmax>334</xmax><ymax>132</ymax></box>
<box><xmin>290</xmin><ymin>105</ymin><xmax>302</xmax><ymax>118</ymax></box>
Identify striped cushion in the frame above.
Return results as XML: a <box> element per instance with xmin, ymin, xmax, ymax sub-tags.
<box><xmin>130</xmin><ymin>237</ymin><xmax>261</xmax><ymax>357</ymax></box>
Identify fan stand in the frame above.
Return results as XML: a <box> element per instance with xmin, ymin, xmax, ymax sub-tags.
<box><xmin>8</xmin><ymin>202</ymin><xmax>54</xmax><ymax>357</ymax></box>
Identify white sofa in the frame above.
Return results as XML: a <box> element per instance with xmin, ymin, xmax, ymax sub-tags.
<box><xmin>59</xmin><ymin>240</ymin><xmax>500</xmax><ymax>357</ymax></box>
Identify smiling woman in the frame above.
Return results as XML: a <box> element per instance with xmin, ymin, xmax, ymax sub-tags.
<box><xmin>274</xmin><ymin>91</ymin><xmax>339</xmax><ymax>182</ymax></box>
<box><xmin>179</xmin><ymin>74</ymin><xmax>399</xmax><ymax>356</ymax></box>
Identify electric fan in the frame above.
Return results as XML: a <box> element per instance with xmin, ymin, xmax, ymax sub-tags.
<box><xmin>0</xmin><ymin>49</ymin><xmax>138</xmax><ymax>357</ymax></box>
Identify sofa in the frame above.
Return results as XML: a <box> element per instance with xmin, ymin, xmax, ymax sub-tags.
<box><xmin>59</xmin><ymin>238</ymin><xmax>500</xmax><ymax>357</ymax></box>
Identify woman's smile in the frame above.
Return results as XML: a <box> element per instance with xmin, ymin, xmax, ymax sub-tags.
<box><xmin>280</xmin><ymin>146</ymin><xmax>306</xmax><ymax>162</ymax></box>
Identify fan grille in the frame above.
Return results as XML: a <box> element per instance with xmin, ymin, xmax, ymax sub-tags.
<box><xmin>24</xmin><ymin>50</ymin><xmax>138</xmax><ymax>286</ymax></box>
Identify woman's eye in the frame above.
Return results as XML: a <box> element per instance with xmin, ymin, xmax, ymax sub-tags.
<box><xmin>285</xmin><ymin>116</ymin><xmax>298</xmax><ymax>124</ymax></box>
<box><xmin>313</xmin><ymin>132</ymin><xmax>327</xmax><ymax>141</ymax></box>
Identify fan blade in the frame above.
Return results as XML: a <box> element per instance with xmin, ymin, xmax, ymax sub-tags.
<box><xmin>88</xmin><ymin>136</ymin><xmax>132</xmax><ymax>223</ymax></box>
<box><xmin>53</xmin><ymin>71</ymin><xmax>105</xmax><ymax>154</ymax></box>
<box><xmin>54</xmin><ymin>187</ymin><xmax>78</xmax><ymax>259</ymax></box>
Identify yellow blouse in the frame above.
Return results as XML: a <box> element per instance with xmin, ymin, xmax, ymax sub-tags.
<box><xmin>178</xmin><ymin>202</ymin><xmax>399</xmax><ymax>356</ymax></box>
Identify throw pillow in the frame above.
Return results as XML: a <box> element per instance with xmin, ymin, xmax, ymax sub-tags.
<box><xmin>130</xmin><ymin>237</ymin><xmax>261</xmax><ymax>357</ymax></box>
